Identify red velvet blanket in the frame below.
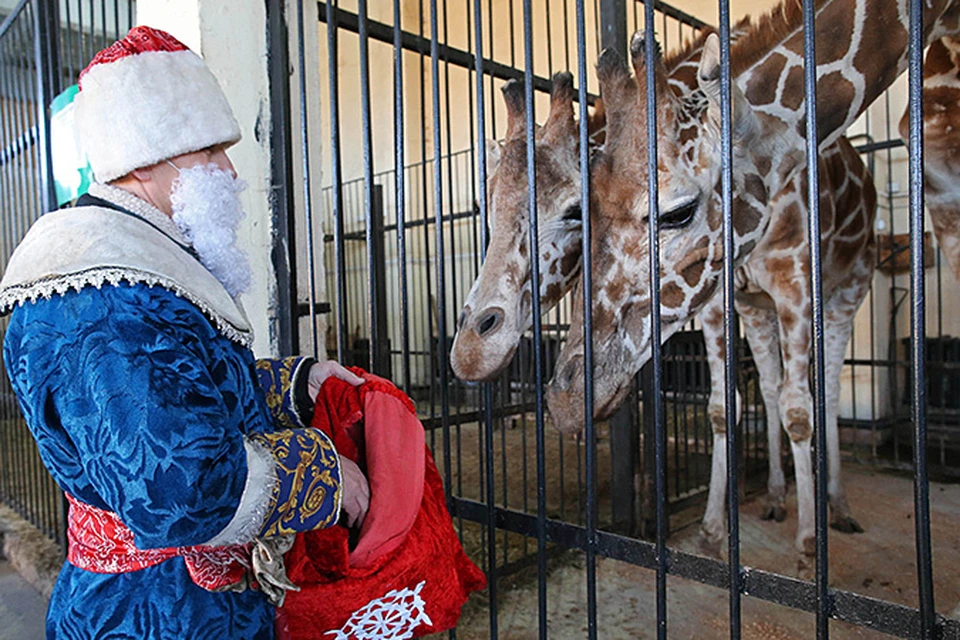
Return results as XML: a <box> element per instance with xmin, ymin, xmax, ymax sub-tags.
<box><xmin>276</xmin><ymin>369</ymin><xmax>486</xmax><ymax>639</ymax></box>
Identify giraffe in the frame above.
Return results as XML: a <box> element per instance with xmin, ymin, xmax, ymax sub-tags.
<box><xmin>546</xmin><ymin>0</ymin><xmax>960</xmax><ymax>569</ymax></box>
<box><xmin>451</xmin><ymin>25</ymin><xmax>746</xmax><ymax>383</ymax></box>
<box><xmin>452</xmin><ymin>19</ymin><xmax>875</xmax><ymax>556</ymax></box>
<box><xmin>449</xmin><ymin>72</ymin><xmax>593</xmax><ymax>382</ymax></box>
<box><xmin>899</xmin><ymin>35</ymin><xmax>960</xmax><ymax>280</ymax></box>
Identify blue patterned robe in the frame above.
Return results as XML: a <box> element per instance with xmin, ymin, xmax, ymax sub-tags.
<box><xmin>1</xmin><ymin>188</ymin><xmax>342</xmax><ymax>639</ymax></box>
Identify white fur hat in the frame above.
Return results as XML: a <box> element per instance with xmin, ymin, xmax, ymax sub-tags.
<box><xmin>75</xmin><ymin>26</ymin><xmax>241</xmax><ymax>183</ymax></box>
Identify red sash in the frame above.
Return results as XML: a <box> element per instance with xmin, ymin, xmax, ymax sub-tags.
<box><xmin>65</xmin><ymin>493</ymin><xmax>250</xmax><ymax>591</ymax></box>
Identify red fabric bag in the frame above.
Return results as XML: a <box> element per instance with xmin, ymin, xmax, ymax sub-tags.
<box><xmin>276</xmin><ymin>369</ymin><xmax>486</xmax><ymax>639</ymax></box>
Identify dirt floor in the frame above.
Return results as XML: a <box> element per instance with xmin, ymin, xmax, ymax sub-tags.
<box><xmin>443</xmin><ymin>459</ymin><xmax>960</xmax><ymax>639</ymax></box>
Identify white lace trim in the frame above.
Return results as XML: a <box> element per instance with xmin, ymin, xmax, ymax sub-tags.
<box><xmin>0</xmin><ymin>267</ymin><xmax>253</xmax><ymax>347</ymax></box>
<box><xmin>88</xmin><ymin>182</ymin><xmax>192</xmax><ymax>247</ymax></box>
<box><xmin>203</xmin><ymin>438</ymin><xmax>279</xmax><ymax>547</ymax></box>
<box><xmin>325</xmin><ymin>581</ymin><xmax>433</xmax><ymax>640</ymax></box>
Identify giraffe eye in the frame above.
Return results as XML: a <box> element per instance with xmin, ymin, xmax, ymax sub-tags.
<box><xmin>562</xmin><ymin>204</ymin><xmax>582</xmax><ymax>223</ymax></box>
<box><xmin>658</xmin><ymin>198</ymin><xmax>699</xmax><ymax>229</ymax></box>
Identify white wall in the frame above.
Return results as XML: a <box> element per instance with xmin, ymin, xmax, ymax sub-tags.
<box><xmin>137</xmin><ymin>0</ymin><xmax>282</xmax><ymax>357</ymax></box>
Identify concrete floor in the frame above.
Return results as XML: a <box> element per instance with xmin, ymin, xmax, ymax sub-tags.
<box><xmin>454</xmin><ymin>465</ymin><xmax>960</xmax><ymax>639</ymax></box>
<box><xmin>0</xmin><ymin>559</ymin><xmax>46</xmax><ymax>639</ymax></box>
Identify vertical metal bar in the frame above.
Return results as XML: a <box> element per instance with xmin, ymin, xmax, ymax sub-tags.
<box><xmin>357</xmin><ymin>0</ymin><xmax>377</xmax><ymax>372</ymax></box>
<box><xmin>325</xmin><ymin>0</ymin><xmax>348</xmax><ymax>361</ymax></box>
<box><xmin>293</xmin><ymin>0</ymin><xmax>320</xmax><ymax>358</ymax></box>
<box><xmin>521</xmin><ymin>2</ymin><xmax>547</xmax><ymax>637</ymax></box>
<box><xmin>64</xmin><ymin>0</ymin><xmax>75</xmax><ymax>82</ymax></box>
<box><xmin>265</xmin><ymin>0</ymin><xmax>298</xmax><ymax>355</ymax></box>
<box><xmin>801</xmin><ymin>1</ymin><xmax>830</xmax><ymax>636</ymax></box>
<box><xmin>642</xmin><ymin>2</ymin><xmax>666</xmax><ymax>637</ymax></box>
<box><xmin>907</xmin><ymin>0</ymin><xmax>935</xmax><ymax>635</ymax></box>
<box><xmin>472</xmin><ymin>0</ymin><xmax>497</xmax><ymax>632</ymax></box>
<box><xmin>575</xmin><ymin>0</ymin><xmax>597</xmax><ymax>624</ymax></box>
<box><xmin>34</xmin><ymin>0</ymin><xmax>59</xmax><ymax>215</ymax></box>
<box><xmin>428</xmin><ymin>0</ymin><xmax>452</xmax><ymax>511</ymax></box>
<box><xmin>76</xmin><ymin>0</ymin><xmax>83</xmax><ymax>75</ymax></box>
<box><xmin>87</xmin><ymin>0</ymin><xmax>93</xmax><ymax>62</ymax></box>
<box><xmin>717</xmin><ymin>0</ymin><xmax>742</xmax><ymax>636</ymax></box>
<box><xmin>393</xmin><ymin>0</ymin><xmax>411</xmax><ymax>394</ymax></box>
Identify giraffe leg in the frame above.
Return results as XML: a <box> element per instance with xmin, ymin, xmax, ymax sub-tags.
<box><xmin>775</xmin><ymin>299</ymin><xmax>817</xmax><ymax>574</ymax></box>
<box><xmin>698</xmin><ymin>297</ymin><xmax>740</xmax><ymax>558</ymax></box>
<box><xmin>739</xmin><ymin>304</ymin><xmax>787</xmax><ymax>523</ymax></box>
<box><xmin>822</xmin><ymin>266</ymin><xmax>872</xmax><ymax>534</ymax></box>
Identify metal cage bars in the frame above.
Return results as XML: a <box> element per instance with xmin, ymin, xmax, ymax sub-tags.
<box><xmin>0</xmin><ymin>0</ymin><xmax>134</xmax><ymax>549</ymax></box>
<box><xmin>275</xmin><ymin>0</ymin><xmax>953</xmax><ymax>637</ymax></box>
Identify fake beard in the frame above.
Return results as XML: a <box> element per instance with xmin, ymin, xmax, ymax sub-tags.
<box><xmin>170</xmin><ymin>163</ymin><xmax>253</xmax><ymax>298</ymax></box>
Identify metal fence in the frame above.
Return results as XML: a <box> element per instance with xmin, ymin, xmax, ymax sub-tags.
<box><xmin>276</xmin><ymin>0</ymin><xmax>960</xmax><ymax>638</ymax></box>
<box><xmin>0</xmin><ymin>0</ymin><xmax>135</xmax><ymax>549</ymax></box>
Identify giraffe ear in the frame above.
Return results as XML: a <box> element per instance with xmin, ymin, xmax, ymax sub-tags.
<box><xmin>485</xmin><ymin>138</ymin><xmax>503</xmax><ymax>175</ymax></box>
<box><xmin>697</xmin><ymin>33</ymin><xmax>755</xmax><ymax>140</ymax></box>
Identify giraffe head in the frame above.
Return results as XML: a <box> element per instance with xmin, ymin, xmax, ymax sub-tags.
<box><xmin>546</xmin><ymin>32</ymin><xmax>775</xmax><ymax>434</ymax></box>
<box><xmin>450</xmin><ymin>73</ymin><xmax>594</xmax><ymax>381</ymax></box>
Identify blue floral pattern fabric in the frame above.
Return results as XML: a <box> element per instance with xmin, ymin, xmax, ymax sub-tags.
<box><xmin>2</xmin><ymin>283</ymin><xmax>324</xmax><ymax>639</ymax></box>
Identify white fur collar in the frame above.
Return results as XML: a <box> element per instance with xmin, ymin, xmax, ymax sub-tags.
<box><xmin>0</xmin><ymin>192</ymin><xmax>253</xmax><ymax>346</ymax></box>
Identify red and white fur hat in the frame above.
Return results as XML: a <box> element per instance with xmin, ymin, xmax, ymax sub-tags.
<box><xmin>75</xmin><ymin>26</ymin><xmax>241</xmax><ymax>183</ymax></box>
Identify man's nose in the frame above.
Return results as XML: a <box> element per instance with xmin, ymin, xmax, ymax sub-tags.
<box><xmin>214</xmin><ymin>150</ymin><xmax>238</xmax><ymax>178</ymax></box>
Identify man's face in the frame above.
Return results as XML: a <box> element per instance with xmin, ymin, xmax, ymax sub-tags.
<box><xmin>153</xmin><ymin>144</ymin><xmax>237</xmax><ymax>214</ymax></box>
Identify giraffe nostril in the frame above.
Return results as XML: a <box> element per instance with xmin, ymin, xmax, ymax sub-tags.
<box><xmin>476</xmin><ymin>307</ymin><xmax>504</xmax><ymax>337</ymax></box>
<box><xmin>458</xmin><ymin>308</ymin><xmax>469</xmax><ymax>330</ymax></box>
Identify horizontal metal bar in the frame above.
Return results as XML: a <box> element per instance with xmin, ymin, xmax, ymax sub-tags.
<box><xmin>295</xmin><ymin>302</ymin><xmax>332</xmax><ymax>318</ymax></box>
<box><xmin>634</xmin><ymin>0</ymin><xmax>708</xmax><ymax>30</ymax></box>
<box><xmin>322</xmin><ymin>206</ymin><xmax>478</xmax><ymax>242</ymax></box>
<box><xmin>855</xmin><ymin>139</ymin><xmax>905</xmax><ymax>154</ymax></box>
<box><xmin>453</xmin><ymin>498</ymin><xmax>960</xmax><ymax>640</ymax></box>
<box><xmin>317</xmin><ymin>2</ymin><xmax>594</xmax><ymax>101</ymax></box>
<box><xmin>0</xmin><ymin>124</ymin><xmax>37</xmax><ymax>167</ymax></box>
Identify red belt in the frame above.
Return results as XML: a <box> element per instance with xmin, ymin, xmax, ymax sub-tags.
<box><xmin>66</xmin><ymin>493</ymin><xmax>251</xmax><ymax>591</ymax></box>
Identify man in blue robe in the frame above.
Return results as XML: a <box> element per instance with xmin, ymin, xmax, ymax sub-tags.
<box><xmin>0</xmin><ymin>25</ymin><xmax>369</xmax><ymax>638</ymax></box>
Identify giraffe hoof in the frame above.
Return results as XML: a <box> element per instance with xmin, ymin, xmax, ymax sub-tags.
<box><xmin>830</xmin><ymin>516</ymin><xmax>864</xmax><ymax>534</ymax></box>
<box><xmin>761</xmin><ymin>505</ymin><xmax>787</xmax><ymax>522</ymax></box>
<box><xmin>698</xmin><ymin>531</ymin><xmax>724</xmax><ymax>559</ymax></box>
<box><xmin>797</xmin><ymin>556</ymin><xmax>815</xmax><ymax>581</ymax></box>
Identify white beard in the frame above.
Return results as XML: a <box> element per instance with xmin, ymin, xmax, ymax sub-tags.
<box><xmin>170</xmin><ymin>163</ymin><xmax>253</xmax><ymax>298</ymax></box>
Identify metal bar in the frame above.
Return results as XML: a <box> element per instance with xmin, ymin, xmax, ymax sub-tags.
<box><xmin>315</xmin><ymin>2</ymin><xmax>588</xmax><ymax>103</ymax></box>
<box><xmin>907</xmin><ymin>0</ymin><xmax>935</xmax><ymax>635</ymax></box>
<box><xmin>520</xmin><ymin>0</ymin><xmax>548</xmax><ymax>635</ymax></box>
<box><xmin>0</xmin><ymin>0</ymin><xmax>30</xmax><ymax>41</ymax></box>
<box><xmin>471</xmin><ymin>0</ymin><xmax>496</xmax><ymax>630</ymax></box>
<box><xmin>293</xmin><ymin>0</ymin><xmax>320</xmax><ymax>358</ymax></box>
<box><xmin>576</xmin><ymin>0</ymin><xmax>597</xmax><ymax>634</ymax></box>
<box><xmin>357</xmin><ymin>0</ymin><xmax>378</xmax><ymax>372</ymax></box>
<box><xmin>801</xmin><ymin>1</ymin><xmax>830</xmax><ymax>636</ymax></box>
<box><xmin>452</xmin><ymin>498</ymin><xmax>960</xmax><ymax>640</ymax></box>
<box><xmin>394</xmin><ymin>0</ymin><xmax>411</xmax><ymax>394</ymax></box>
<box><xmin>324</xmin><ymin>0</ymin><xmax>348</xmax><ymax>360</ymax></box>
<box><xmin>717</xmin><ymin>0</ymin><xmax>742</xmax><ymax>636</ymax></box>
<box><xmin>642</xmin><ymin>1</ymin><xmax>667</xmax><ymax>636</ymax></box>
<box><xmin>265</xmin><ymin>0</ymin><xmax>299</xmax><ymax>355</ymax></box>
<box><xmin>631</xmin><ymin>0</ymin><xmax>707</xmax><ymax>30</ymax></box>
<box><xmin>428</xmin><ymin>0</ymin><xmax>452</xmax><ymax>512</ymax></box>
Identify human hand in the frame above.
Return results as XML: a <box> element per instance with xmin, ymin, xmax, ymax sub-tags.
<box><xmin>307</xmin><ymin>360</ymin><xmax>364</xmax><ymax>402</ymax></box>
<box><xmin>339</xmin><ymin>456</ymin><xmax>370</xmax><ymax>529</ymax></box>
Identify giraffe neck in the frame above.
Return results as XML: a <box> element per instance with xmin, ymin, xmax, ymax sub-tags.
<box><xmin>735</xmin><ymin>0</ymin><xmax>959</xmax><ymax>199</ymax></box>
